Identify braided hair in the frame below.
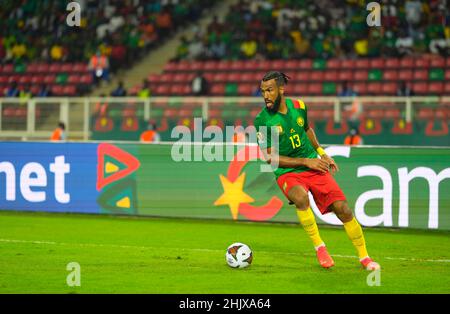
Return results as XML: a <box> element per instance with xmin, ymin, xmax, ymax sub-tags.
<box><xmin>261</xmin><ymin>71</ymin><xmax>290</xmax><ymax>86</ymax></box>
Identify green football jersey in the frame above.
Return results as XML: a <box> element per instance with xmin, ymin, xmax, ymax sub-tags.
<box><xmin>254</xmin><ymin>98</ymin><xmax>317</xmax><ymax>178</ymax></box>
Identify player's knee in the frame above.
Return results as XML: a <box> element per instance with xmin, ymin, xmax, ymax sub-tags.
<box><xmin>291</xmin><ymin>193</ymin><xmax>309</xmax><ymax>210</ymax></box>
<box><xmin>332</xmin><ymin>201</ymin><xmax>353</xmax><ymax>222</ymax></box>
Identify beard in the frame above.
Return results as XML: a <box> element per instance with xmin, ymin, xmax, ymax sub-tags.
<box><xmin>266</xmin><ymin>94</ymin><xmax>281</xmax><ymax>113</ymax></box>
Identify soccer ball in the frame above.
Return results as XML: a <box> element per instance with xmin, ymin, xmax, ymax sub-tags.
<box><xmin>225</xmin><ymin>243</ymin><xmax>253</xmax><ymax>268</ymax></box>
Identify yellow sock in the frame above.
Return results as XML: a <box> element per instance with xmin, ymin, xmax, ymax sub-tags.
<box><xmin>297</xmin><ymin>208</ymin><xmax>324</xmax><ymax>249</ymax></box>
<box><xmin>343</xmin><ymin>217</ymin><xmax>369</xmax><ymax>260</ymax></box>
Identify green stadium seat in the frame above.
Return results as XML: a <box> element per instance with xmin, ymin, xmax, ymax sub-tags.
<box><xmin>429</xmin><ymin>69</ymin><xmax>444</xmax><ymax>81</ymax></box>
<box><xmin>56</xmin><ymin>73</ymin><xmax>68</xmax><ymax>84</ymax></box>
<box><xmin>312</xmin><ymin>59</ymin><xmax>326</xmax><ymax>70</ymax></box>
<box><xmin>322</xmin><ymin>82</ymin><xmax>337</xmax><ymax>95</ymax></box>
<box><xmin>368</xmin><ymin>69</ymin><xmax>383</xmax><ymax>81</ymax></box>
<box><xmin>225</xmin><ymin>83</ymin><xmax>238</xmax><ymax>96</ymax></box>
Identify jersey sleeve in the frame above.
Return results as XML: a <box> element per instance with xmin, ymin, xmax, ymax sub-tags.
<box><xmin>303</xmin><ymin>102</ymin><xmax>309</xmax><ymax>130</ymax></box>
<box><xmin>294</xmin><ymin>99</ymin><xmax>309</xmax><ymax>130</ymax></box>
<box><xmin>254</xmin><ymin>115</ymin><xmax>272</xmax><ymax>150</ymax></box>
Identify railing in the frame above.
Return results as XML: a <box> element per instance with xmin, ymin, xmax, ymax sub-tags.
<box><xmin>0</xmin><ymin>96</ymin><xmax>448</xmax><ymax>140</ymax></box>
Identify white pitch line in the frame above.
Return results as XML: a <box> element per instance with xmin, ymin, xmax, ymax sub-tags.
<box><xmin>1</xmin><ymin>238</ymin><xmax>449</xmax><ymax>263</ymax></box>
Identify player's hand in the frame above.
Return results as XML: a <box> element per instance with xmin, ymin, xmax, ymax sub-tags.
<box><xmin>321</xmin><ymin>154</ymin><xmax>339</xmax><ymax>174</ymax></box>
<box><xmin>305</xmin><ymin>158</ymin><xmax>330</xmax><ymax>174</ymax></box>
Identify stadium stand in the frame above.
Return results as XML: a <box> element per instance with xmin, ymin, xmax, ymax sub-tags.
<box><xmin>0</xmin><ymin>0</ymin><xmax>215</xmax><ymax>97</ymax></box>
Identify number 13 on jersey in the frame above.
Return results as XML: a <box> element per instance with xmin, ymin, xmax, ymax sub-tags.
<box><xmin>289</xmin><ymin>134</ymin><xmax>301</xmax><ymax>148</ymax></box>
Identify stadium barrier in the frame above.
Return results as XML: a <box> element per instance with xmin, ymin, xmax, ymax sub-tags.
<box><xmin>0</xmin><ymin>141</ymin><xmax>449</xmax><ymax>230</ymax></box>
<box><xmin>0</xmin><ymin>96</ymin><xmax>449</xmax><ymax>146</ymax></box>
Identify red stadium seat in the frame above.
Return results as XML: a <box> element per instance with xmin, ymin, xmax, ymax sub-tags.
<box><xmin>446</xmin><ymin>57</ymin><xmax>450</xmax><ymax>68</ymax></box>
<box><xmin>384</xmin><ymin>109</ymin><xmax>401</xmax><ymax>119</ymax></box>
<box><xmin>63</xmin><ymin>85</ymin><xmax>77</xmax><ymax>96</ymax></box>
<box><xmin>26</xmin><ymin>63</ymin><xmax>39</xmax><ymax>73</ymax></box>
<box><xmin>36</xmin><ymin>63</ymin><xmax>50</xmax><ymax>73</ymax></box>
<box><xmin>237</xmin><ymin>83</ymin><xmax>254</xmax><ymax>96</ymax></box>
<box><xmin>0</xmin><ymin>76</ymin><xmax>7</xmax><ymax>84</ymax></box>
<box><xmin>298</xmin><ymin>59</ymin><xmax>312</xmax><ymax>69</ymax></box>
<box><xmin>415</xmin><ymin>58</ymin><xmax>430</xmax><ymax>68</ymax></box>
<box><xmin>352</xmin><ymin>82</ymin><xmax>367</xmax><ymax>94</ymax></box>
<box><xmin>272</xmin><ymin>60</ymin><xmax>285</xmax><ymax>70</ymax></box>
<box><xmin>18</xmin><ymin>75</ymin><xmax>32</xmax><ymax>84</ymax></box>
<box><xmin>445</xmin><ymin>82</ymin><xmax>450</xmax><ymax>95</ymax></box>
<box><xmin>416</xmin><ymin>108</ymin><xmax>434</xmax><ymax>120</ymax></box>
<box><xmin>170</xmin><ymin>84</ymin><xmax>190</xmax><ymax>96</ymax></box>
<box><xmin>285</xmin><ymin>60</ymin><xmax>300</xmax><ymax>69</ymax></box>
<box><xmin>366</xmin><ymin>109</ymin><xmax>384</xmax><ymax>118</ymax></box>
<box><xmin>367</xmin><ymin>82</ymin><xmax>382</xmax><ymax>95</ymax></box>
<box><xmin>385</xmin><ymin>58</ymin><xmax>399</xmax><ymax>68</ymax></box>
<box><xmin>2</xmin><ymin>64</ymin><xmax>14</xmax><ymax>73</ymax></box>
<box><xmin>327</xmin><ymin>59</ymin><xmax>341</xmax><ymax>69</ymax></box>
<box><xmin>354</xmin><ymin>71</ymin><xmax>368</xmax><ymax>81</ymax></box>
<box><xmin>243</xmin><ymin>60</ymin><xmax>258</xmax><ymax>71</ymax></box>
<box><xmin>430</xmin><ymin>57</ymin><xmax>445</xmax><ymax>68</ymax></box>
<box><xmin>370</xmin><ymin>58</ymin><xmax>385</xmax><ymax>68</ymax></box>
<box><xmin>383</xmin><ymin>70</ymin><xmax>398</xmax><ymax>81</ymax></box>
<box><xmin>43</xmin><ymin>75</ymin><xmax>56</xmax><ymax>84</ymax></box>
<box><xmin>163</xmin><ymin>62</ymin><xmax>178</xmax><ymax>72</ymax></box>
<box><xmin>413</xmin><ymin>70</ymin><xmax>428</xmax><ymax>80</ymax></box>
<box><xmin>31</xmin><ymin>75</ymin><xmax>44</xmax><ymax>84</ymax></box>
<box><xmin>68</xmin><ymin>75</ymin><xmax>81</xmax><ymax>84</ymax></box>
<box><xmin>48</xmin><ymin>64</ymin><xmax>62</xmax><ymax>73</ymax></box>
<box><xmin>292</xmin><ymin>83</ymin><xmax>308</xmax><ymax>95</ymax></box>
<box><xmin>412</xmin><ymin>82</ymin><xmax>427</xmax><ymax>95</ymax></box>
<box><xmin>217</xmin><ymin>60</ymin><xmax>232</xmax><ymax>71</ymax></box>
<box><xmin>293</xmin><ymin>72</ymin><xmax>309</xmax><ymax>82</ymax></box>
<box><xmin>355</xmin><ymin>59</ymin><xmax>370</xmax><ymax>69</ymax></box>
<box><xmin>310</xmin><ymin>71</ymin><xmax>324</xmax><ymax>81</ymax></box>
<box><xmin>203</xmin><ymin>60</ymin><xmax>218</xmax><ymax>72</ymax></box>
<box><xmin>428</xmin><ymin>82</ymin><xmax>443</xmax><ymax>95</ymax></box>
<box><xmin>226</xmin><ymin>72</ymin><xmax>240</xmax><ymax>83</ymax></box>
<box><xmin>8</xmin><ymin>74</ymin><xmax>20</xmax><ymax>83</ymax></box>
<box><xmin>324</xmin><ymin>71</ymin><xmax>338</xmax><ymax>82</ymax></box>
<box><xmin>307</xmin><ymin>83</ymin><xmax>322</xmax><ymax>95</ymax></box>
<box><xmin>61</xmin><ymin>63</ymin><xmax>73</xmax><ymax>73</ymax></box>
<box><xmin>400</xmin><ymin>58</ymin><xmax>414</xmax><ymax>68</ymax></box>
<box><xmin>240</xmin><ymin>72</ymin><xmax>255</xmax><ymax>82</ymax></box>
<box><xmin>159</xmin><ymin>73</ymin><xmax>174</xmax><ymax>83</ymax></box>
<box><xmin>177</xmin><ymin>61</ymin><xmax>190</xmax><ymax>72</ymax></box>
<box><xmin>51</xmin><ymin>85</ymin><xmax>64</xmax><ymax>95</ymax></box>
<box><xmin>381</xmin><ymin>82</ymin><xmax>398</xmax><ymax>95</ymax></box>
<box><xmin>341</xmin><ymin>59</ymin><xmax>356</xmax><ymax>69</ymax></box>
<box><xmin>154</xmin><ymin>85</ymin><xmax>170</xmax><ymax>95</ymax></box>
<box><xmin>398</xmin><ymin>70</ymin><xmax>413</xmax><ymax>81</ymax></box>
<box><xmin>189</xmin><ymin>62</ymin><xmax>202</xmax><ymax>72</ymax></box>
<box><xmin>445</xmin><ymin>70</ymin><xmax>450</xmax><ymax>81</ymax></box>
<box><xmin>210</xmin><ymin>84</ymin><xmax>225</xmax><ymax>95</ymax></box>
<box><xmin>257</xmin><ymin>60</ymin><xmax>272</xmax><ymax>71</ymax></box>
<box><xmin>147</xmin><ymin>74</ymin><xmax>159</xmax><ymax>83</ymax></box>
<box><xmin>435</xmin><ymin>108</ymin><xmax>448</xmax><ymax>120</ymax></box>
<box><xmin>80</xmin><ymin>74</ymin><xmax>93</xmax><ymax>84</ymax></box>
<box><xmin>230</xmin><ymin>61</ymin><xmax>245</xmax><ymax>71</ymax></box>
<box><xmin>337</xmin><ymin>71</ymin><xmax>353</xmax><ymax>81</ymax></box>
<box><xmin>72</xmin><ymin>63</ymin><xmax>87</xmax><ymax>72</ymax></box>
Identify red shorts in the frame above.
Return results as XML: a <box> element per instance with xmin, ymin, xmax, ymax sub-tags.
<box><xmin>277</xmin><ymin>171</ymin><xmax>346</xmax><ymax>215</ymax></box>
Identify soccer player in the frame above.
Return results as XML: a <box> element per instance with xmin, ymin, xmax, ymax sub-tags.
<box><xmin>254</xmin><ymin>71</ymin><xmax>380</xmax><ymax>270</ymax></box>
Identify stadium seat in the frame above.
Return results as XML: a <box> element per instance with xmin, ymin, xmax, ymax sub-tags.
<box><xmin>217</xmin><ymin>60</ymin><xmax>232</xmax><ymax>71</ymax></box>
<box><xmin>337</xmin><ymin>71</ymin><xmax>353</xmax><ymax>81</ymax></box>
<box><xmin>61</xmin><ymin>63</ymin><xmax>74</xmax><ymax>73</ymax></box>
<box><xmin>189</xmin><ymin>62</ymin><xmax>202</xmax><ymax>72</ymax></box>
<box><xmin>298</xmin><ymin>59</ymin><xmax>312</xmax><ymax>69</ymax></box>
<box><xmin>307</xmin><ymin>83</ymin><xmax>322</xmax><ymax>95</ymax></box>
<box><xmin>210</xmin><ymin>84</ymin><xmax>225</xmax><ymax>95</ymax></box>
<box><xmin>435</xmin><ymin>108</ymin><xmax>448</xmax><ymax>120</ymax></box>
<box><xmin>43</xmin><ymin>74</ymin><xmax>56</xmax><ymax>84</ymax></box>
<box><xmin>212</xmin><ymin>72</ymin><xmax>227</xmax><ymax>83</ymax></box>
<box><xmin>243</xmin><ymin>60</ymin><xmax>258</xmax><ymax>71</ymax></box>
<box><xmin>0</xmin><ymin>76</ymin><xmax>7</xmax><ymax>84</ymax></box>
<box><xmin>382</xmin><ymin>82</ymin><xmax>398</xmax><ymax>95</ymax></box>
<box><xmin>30</xmin><ymin>75</ymin><xmax>44</xmax><ymax>84</ymax></box>
<box><xmin>154</xmin><ymin>85</ymin><xmax>170</xmax><ymax>95</ymax></box>
<box><xmin>68</xmin><ymin>75</ymin><xmax>81</xmax><ymax>84</ymax></box>
<box><xmin>445</xmin><ymin>82</ymin><xmax>450</xmax><ymax>94</ymax></box>
<box><xmin>384</xmin><ymin>109</ymin><xmax>401</xmax><ymax>119</ymax></box>
<box><xmin>163</xmin><ymin>62</ymin><xmax>178</xmax><ymax>72</ymax></box>
<box><xmin>80</xmin><ymin>74</ymin><xmax>93</xmax><ymax>85</ymax></box>
<box><xmin>400</xmin><ymin>58</ymin><xmax>415</xmax><ymax>68</ymax></box>
<box><xmin>355</xmin><ymin>59</ymin><xmax>370</xmax><ymax>69</ymax></box>
<box><xmin>327</xmin><ymin>59</ymin><xmax>341</xmax><ymax>69</ymax></box>
<box><xmin>367</xmin><ymin>82</ymin><xmax>382</xmax><ymax>95</ymax></box>
<box><xmin>385</xmin><ymin>58</ymin><xmax>399</xmax><ymax>68</ymax></box>
<box><xmin>72</xmin><ymin>63</ymin><xmax>87</xmax><ymax>73</ymax></box>
<box><xmin>230</xmin><ymin>61</ymin><xmax>245</xmax><ymax>71</ymax></box>
<box><xmin>63</xmin><ymin>85</ymin><xmax>77</xmax><ymax>96</ymax></box>
<box><xmin>237</xmin><ymin>83</ymin><xmax>254</xmax><ymax>96</ymax></box>
<box><xmin>415</xmin><ymin>58</ymin><xmax>429</xmax><ymax>68</ymax></box>
<box><xmin>428</xmin><ymin>82</ymin><xmax>444</xmax><ymax>95</ymax></box>
<box><xmin>227</xmin><ymin>72</ymin><xmax>240</xmax><ymax>83</ymax></box>
<box><xmin>430</xmin><ymin>57</ymin><xmax>445</xmax><ymax>68</ymax></box>
<box><xmin>18</xmin><ymin>75</ymin><xmax>32</xmax><ymax>84</ymax></box>
<box><xmin>310</xmin><ymin>71</ymin><xmax>324</xmax><ymax>81</ymax></box>
<box><xmin>293</xmin><ymin>72</ymin><xmax>309</xmax><ymax>82</ymax></box>
<box><xmin>203</xmin><ymin>60</ymin><xmax>218</xmax><ymax>72</ymax></box>
<box><xmin>354</xmin><ymin>71</ymin><xmax>368</xmax><ymax>81</ymax></box>
<box><xmin>412</xmin><ymin>82</ymin><xmax>427</xmax><ymax>95</ymax></box>
<box><xmin>2</xmin><ymin>64</ymin><xmax>14</xmax><ymax>73</ymax></box>
<box><xmin>416</xmin><ymin>108</ymin><xmax>434</xmax><ymax>120</ymax></box>
<box><xmin>383</xmin><ymin>70</ymin><xmax>398</xmax><ymax>81</ymax></box>
<box><xmin>413</xmin><ymin>70</ymin><xmax>428</xmax><ymax>81</ymax></box>
<box><xmin>352</xmin><ymin>82</ymin><xmax>367</xmax><ymax>94</ymax></box>
<box><xmin>240</xmin><ymin>72</ymin><xmax>255</xmax><ymax>82</ymax></box>
<box><xmin>324</xmin><ymin>71</ymin><xmax>338</xmax><ymax>82</ymax></box>
<box><xmin>398</xmin><ymin>70</ymin><xmax>413</xmax><ymax>81</ymax></box>
<box><xmin>285</xmin><ymin>60</ymin><xmax>300</xmax><ymax>69</ymax></box>
<box><xmin>292</xmin><ymin>83</ymin><xmax>308</xmax><ymax>95</ymax></box>
<box><xmin>159</xmin><ymin>73</ymin><xmax>174</xmax><ymax>83</ymax></box>
<box><xmin>370</xmin><ymin>58</ymin><xmax>385</xmax><ymax>69</ymax></box>
<box><xmin>176</xmin><ymin>61</ymin><xmax>189</xmax><ymax>72</ymax></box>
<box><xmin>48</xmin><ymin>64</ymin><xmax>62</xmax><ymax>73</ymax></box>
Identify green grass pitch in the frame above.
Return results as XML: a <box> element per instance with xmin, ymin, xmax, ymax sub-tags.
<box><xmin>0</xmin><ymin>211</ymin><xmax>449</xmax><ymax>294</ymax></box>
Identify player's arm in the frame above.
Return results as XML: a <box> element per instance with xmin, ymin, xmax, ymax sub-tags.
<box><xmin>305</xmin><ymin>120</ymin><xmax>339</xmax><ymax>174</ymax></box>
<box><xmin>261</xmin><ymin>147</ymin><xmax>330</xmax><ymax>174</ymax></box>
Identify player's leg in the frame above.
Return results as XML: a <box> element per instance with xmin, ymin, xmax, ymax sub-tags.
<box><xmin>286</xmin><ymin>185</ymin><xmax>334</xmax><ymax>268</ymax></box>
<box><xmin>329</xmin><ymin>200</ymin><xmax>380</xmax><ymax>270</ymax></box>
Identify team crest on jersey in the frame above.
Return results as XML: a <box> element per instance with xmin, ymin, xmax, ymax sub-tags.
<box><xmin>275</xmin><ymin>125</ymin><xmax>284</xmax><ymax>135</ymax></box>
<box><xmin>290</xmin><ymin>128</ymin><xmax>296</xmax><ymax>134</ymax></box>
<box><xmin>297</xmin><ymin>117</ymin><xmax>304</xmax><ymax>127</ymax></box>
